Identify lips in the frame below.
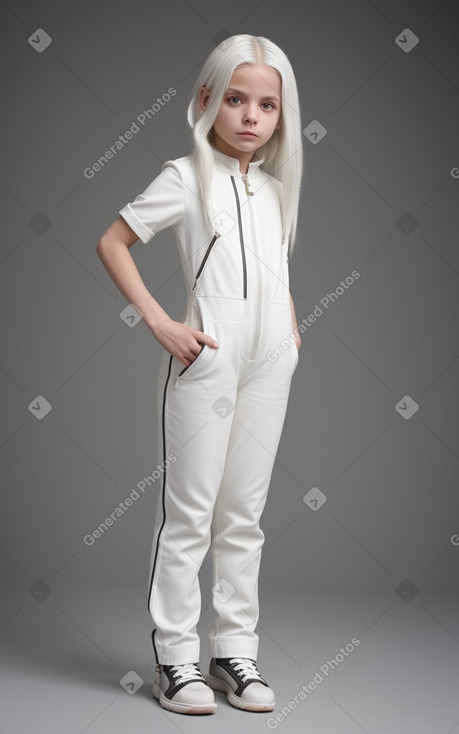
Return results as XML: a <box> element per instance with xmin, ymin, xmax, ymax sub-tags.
<box><xmin>238</xmin><ymin>132</ymin><xmax>257</xmax><ymax>137</ymax></box>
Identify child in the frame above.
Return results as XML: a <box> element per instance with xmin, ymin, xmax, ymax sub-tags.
<box><xmin>96</xmin><ymin>33</ymin><xmax>303</xmax><ymax>716</ymax></box>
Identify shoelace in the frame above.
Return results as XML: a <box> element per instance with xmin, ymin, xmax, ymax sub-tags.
<box><xmin>228</xmin><ymin>657</ymin><xmax>265</xmax><ymax>683</ymax></box>
<box><xmin>169</xmin><ymin>662</ymin><xmax>206</xmax><ymax>684</ymax></box>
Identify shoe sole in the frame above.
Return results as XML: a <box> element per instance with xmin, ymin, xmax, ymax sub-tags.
<box><xmin>204</xmin><ymin>673</ymin><xmax>275</xmax><ymax>712</ymax></box>
<box><xmin>152</xmin><ymin>683</ymin><xmax>216</xmax><ymax>715</ymax></box>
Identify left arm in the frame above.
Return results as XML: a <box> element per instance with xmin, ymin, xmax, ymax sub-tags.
<box><xmin>289</xmin><ymin>291</ymin><xmax>301</xmax><ymax>351</ymax></box>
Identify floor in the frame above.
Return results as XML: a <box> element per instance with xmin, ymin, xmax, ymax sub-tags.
<box><xmin>1</xmin><ymin>581</ymin><xmax>458</xmax><ymax>733</ymax></box>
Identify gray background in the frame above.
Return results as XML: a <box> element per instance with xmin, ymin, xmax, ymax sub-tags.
<box><xmin>1</xmin><ymin>0</ymin><xmax>459</xmax><ymax>732</ymax></box>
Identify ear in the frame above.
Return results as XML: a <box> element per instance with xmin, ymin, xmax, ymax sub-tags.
<box><xmin>198</xmin><ymin>85</ymin><xmax>211</xmax><ymax>112</ymax></box>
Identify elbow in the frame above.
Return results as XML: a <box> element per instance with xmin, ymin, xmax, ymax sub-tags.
<box><xmin>96</xmin><ymin>236</ymin><xmax>110</xmax><ymax>260</ymax></box>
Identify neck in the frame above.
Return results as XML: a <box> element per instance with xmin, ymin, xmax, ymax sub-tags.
<box><xmin>211</xmin><ymin>137</ymin><xmax>257</xmax><ymax>175</ymax></box>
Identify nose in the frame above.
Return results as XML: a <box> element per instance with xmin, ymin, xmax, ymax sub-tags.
<box><xmin>243</xmin><ymin>104</ymin><xmax>258</xmax><ymax>124</ymax></box>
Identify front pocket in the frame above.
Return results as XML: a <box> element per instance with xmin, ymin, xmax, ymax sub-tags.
<box><xmin>177</xmin><ymin>341</ymin><xmax>207</xmax><ymax>378</ymax></box>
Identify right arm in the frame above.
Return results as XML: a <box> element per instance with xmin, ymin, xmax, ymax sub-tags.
<box><xmin>96</xmin><ymin>216</ymin><xmax>218</xmax><ymax>367</ymax></box>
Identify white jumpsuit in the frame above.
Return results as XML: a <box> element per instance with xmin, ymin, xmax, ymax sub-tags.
<box><xmin>119</xmin><ymin>146</ymin><xmax>299</xmax><ymax>665</ymax></box>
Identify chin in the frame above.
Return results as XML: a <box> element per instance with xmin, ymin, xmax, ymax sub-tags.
<box><xmin>234</xmin><ymin>137</ymin><xmax>259</xmax><ymax>146</ymax></box>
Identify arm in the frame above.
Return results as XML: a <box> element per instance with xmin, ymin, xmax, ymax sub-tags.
<box><xmin>289</xmin><ymin>291</ymin><xmax>301</xmax><ymax>351</ymax></box>
<box><xmin>96</xmin><ymin>216</ymin><xmax>169</xmax><ymax>328</ymax></box>
<box><xmin>96</xmin><ymin>216</ymin><xmax>218</xmax><ymax>366</ymax></box>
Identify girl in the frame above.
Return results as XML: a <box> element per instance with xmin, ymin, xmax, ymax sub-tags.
<box><xmin>96</xmin><ymin>33</ymin><xmax>303</xmax><ymax>716</ymax></box>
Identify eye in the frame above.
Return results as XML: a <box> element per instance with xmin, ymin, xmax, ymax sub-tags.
<box><xmin>228</xmin><ymin>96</ymin><xmax>241</xmax><ymax>105</ymax></box>
<box><xmin>261</xmin><ymin>102</ymin><xmax>275</xmax><ymax>110</ymax></box>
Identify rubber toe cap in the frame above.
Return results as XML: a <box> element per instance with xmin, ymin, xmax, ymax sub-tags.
<box><xmin>173</xmin><ymin>681</ymin><xmax>215</xmax><ymax>705</ymax></box>
<box><xmin>241</xmin><ymin>682</ymin><xmax>275</xmax><ymax>705</ymax></box>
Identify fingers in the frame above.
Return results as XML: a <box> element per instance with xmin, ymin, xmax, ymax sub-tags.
<box><xmin>192</xmin><ymin>329</ymin><xmax>219</xmax><ymax>349</ymax></box>
<box><xmin>172</xmin><ymin>327</ymin><xmax>220</xmax><ymax>368</ymax></box>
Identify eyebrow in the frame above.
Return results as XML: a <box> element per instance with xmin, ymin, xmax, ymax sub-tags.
<box><xmin>226</xmin><ymin>87</ymin><xmax>280</xmax><ymax>102</ymax></box>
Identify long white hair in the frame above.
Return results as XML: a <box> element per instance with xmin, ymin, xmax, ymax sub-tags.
<box><xmin>186</xmin><ymin>34</ymin><xmax>304</xmax><ymax>258</ymax></box>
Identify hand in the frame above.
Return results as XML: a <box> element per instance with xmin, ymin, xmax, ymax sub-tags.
<box><xmin>150</xmin><ymin>315</ymin><xmax>219</xmax><ymax>368</ymax></box>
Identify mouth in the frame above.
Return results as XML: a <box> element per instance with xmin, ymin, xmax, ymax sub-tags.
<box><xmin>238</xmin><ymin>131</ymin><xmax>258</xmax><ymax>137</ymax></box>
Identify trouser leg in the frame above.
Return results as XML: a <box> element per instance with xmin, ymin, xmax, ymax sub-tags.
<box><xmin>208</xmin><ymin>355</ymin><xmax>294</xmax><ymax>659</ymax></box>
<box><xmin>147</xmin><ymin>345</ymin><xmax>238</xmax><ymax>665</ymax></box>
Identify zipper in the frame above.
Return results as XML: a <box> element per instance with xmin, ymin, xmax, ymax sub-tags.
<box><xmin>246</xmin><ymin>190</ymin><xmax>261</xmax><ymax>359</ymax></box>
<box><xmin>191</xmin><ymin>232</ymin><xmax>220</xmax><ymax>291</ymax></box>
<box><xmin>230</xmin><ymin>176</ymin><xmax>248</xmax><ymax>299</ymax></box>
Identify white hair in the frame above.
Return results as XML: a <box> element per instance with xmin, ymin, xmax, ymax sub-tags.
<box><xmin>186</xmin><ymin>34</ymin><xmax>304</xmax><ymax>258</ymax></box>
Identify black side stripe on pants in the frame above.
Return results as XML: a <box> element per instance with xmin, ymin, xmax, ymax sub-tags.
<box><xmin>147</xmin><ymin>353</ymin><xmax>173</xmax><ymax>665</ymax></box>
<box><xmin>230</xmin><ymin>176</ymin><xmax>248</xmax><ymax>299</ymax></box>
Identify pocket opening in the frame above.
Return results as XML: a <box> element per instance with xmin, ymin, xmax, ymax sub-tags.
<box><xmin>177</xmin><ymin>342</ymin><xmax>206</xmax><ymax>377</ymax></box>
<box><xmin>192</xmin><ymin>233</ymin><xmax>221</xmax><ymax>291</ymax></box>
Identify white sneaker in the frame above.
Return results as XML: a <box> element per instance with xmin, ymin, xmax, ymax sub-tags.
<box><xmin>152</xmin><ymin>661</ymin><xmax>217</xmax><ymax>714</ymax></box>
<box><xmin>205</xmin><ymin>656</ymin><xmax>275</xmax><ymax>711</ymax></box>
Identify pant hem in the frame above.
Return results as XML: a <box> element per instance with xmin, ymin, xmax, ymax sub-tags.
<box><xmin>208</xmin><ymin>636</ymin><xmax>259</xmax><ymax>660</ymax></box>
<box><xmin>155</xmin><ymin>640</ymin><xmax>201</xmax><ymax>665</ymax></box>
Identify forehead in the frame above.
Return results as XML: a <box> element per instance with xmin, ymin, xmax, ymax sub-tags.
<box><xmin>228</xmin><ymin>64</ymin><xmax>281</xmax><ymax>96</ymax></box>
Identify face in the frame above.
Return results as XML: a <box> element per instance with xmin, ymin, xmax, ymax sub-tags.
<box><xmin>199</xmin><ymin>63</ymin><xmax>282</xmax><ymax>162</ymax></box>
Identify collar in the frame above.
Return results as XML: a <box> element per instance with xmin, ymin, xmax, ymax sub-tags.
<box><xmin>211</xmin><ymin>144</ymin><xmax>265</xmax><ymax>178</ymax></box>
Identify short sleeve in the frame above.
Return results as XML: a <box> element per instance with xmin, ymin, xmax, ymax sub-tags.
<box><xmin>118</xmin><ymin>161</ymin><xmax>185</xmax><ymax>244</ymax></box>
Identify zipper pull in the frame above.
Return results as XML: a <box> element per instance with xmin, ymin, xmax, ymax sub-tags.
<box><xmin>242</xmin><ymin>174</ymin><xmax>254</xmax><ymax>197</ymax></box>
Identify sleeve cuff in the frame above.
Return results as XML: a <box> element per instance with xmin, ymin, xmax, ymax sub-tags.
<box><xmin>119</xmin><ymin>204</ymin><xmax>156</xmax><ymax>245</ymax></box>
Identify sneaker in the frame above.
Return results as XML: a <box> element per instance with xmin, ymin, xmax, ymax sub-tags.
<box><xmin>205</xmin><ymin>656</ymin><xmax>275</xmax><ymax>711</ymax></box>
<box><xmin>152</xmin><ymin>661</ymin><xmax>217</xmax><ymax>715</ymax></box>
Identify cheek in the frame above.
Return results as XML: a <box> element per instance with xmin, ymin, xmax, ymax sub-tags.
<box><xmin>269</xmin><ymin>117</ymin><xmax>282</xmax><ymax>136</ymax></box>
<box><xmin>213</xmin><ymin>106</ymin><xmax>235</xmax><ymax>131</ymax></box>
